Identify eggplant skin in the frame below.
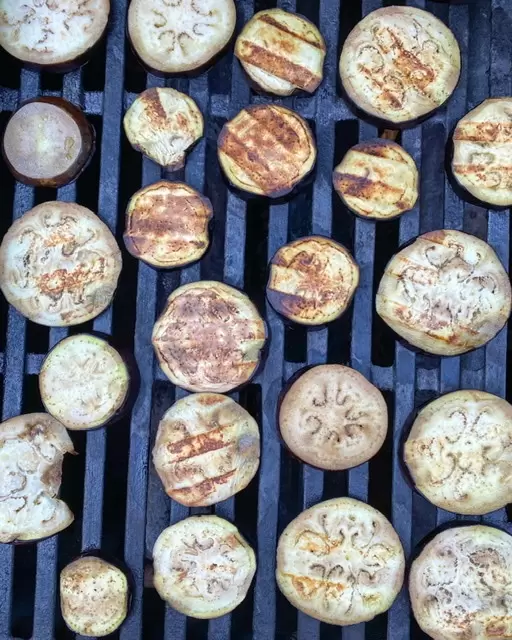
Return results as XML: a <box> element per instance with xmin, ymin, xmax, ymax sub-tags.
<box><xmin>267</xmin><ymin>236</ymin><xmax>359</xmax><ymax>325</ymax></box>
<box><xmin>340</xmin><ymin>7</ymin><xmax>460</xmax><ymax>124</ymax></box>
<box><xmin>218</xmin><ymin>104</ymin><xmax>316</xmax><ymax>197</ymax></box>
<box><xmin>152</xmin><ymin>281</ymin><xmax>266</xmax><ymax>393</ymax></box>
<box><xmin>235</xmin><ymin>9</ymin><xmax>326</xmax><ymax>97</ymax></box>
<box><xmin>452</xmin><ymin>98</ymin><xmax>512</xmax><ymax>207</ymax></box>
<box><xmin>153</xmin><ymin>516</ymin><xmax>256</xmax><ymax>618</ymax></box>
<box><xmin>333</xmin><ymin>139</ymin><xmax>418</xmax><ymax>220</ymax></box>
<box><xmin>376</xmin><ymin>230</ymin><xmax>512</xmax><ymax>356</ymax></box>
<box><xmin>124</xmin><ymin>181</ymin><xmax>212</xmax><ymax>269</ymax></box>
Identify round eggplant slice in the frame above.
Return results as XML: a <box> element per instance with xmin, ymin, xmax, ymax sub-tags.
<box><xmin>452</xmin><ymin>97</ymin><xmax>512</xmax><ymax>207</ymax></box>
<box><xmin>0</xmin><ymin>413</ymin><xmax>74</xmax><ymax>543</ymax></box>
<box><xmin>276</xmin><ymin>498</ymin><xmax>405</xmax><ymax>625</ymax></box>
<box><xmin>152</xmin><ymin>281</ymin><xmax>266</xmax><ymax>393</ymax></box>
<box><xmin>123</xmin><ymin>88</ymin><xmax>203</xmax><ymax>170</ymax></box>
<box><xmin>124</xmin><ymin>180</ymin><xmax>212</xmax><ymax>269</ymax></box>
<box><xmin>267</xmin><ymin>236</ymin><xmax>359</xmax><ymax>325</ymax></box>
<box><xmin>376</xmin><ymin>230</ymin><xmax>512</xmax><ymax>356</ymax></box>
<box><xmin>2</xmin><ymin>97</ymin><xmax>95</xmax><ymax>188</ymax></box>
<box><xmin>153</xmin><ymin>516</ymin><xmax>256</xmax><ymax>618</ymax></box>
<box><xmin>153</xmin><ymin>393</ymin><xmax>260</xmax><ymax>506</ymax></box>
<box><xmin>39</xmin><ymin>334</ymin><xmax>131</xmax><ymax>431</ymax></box>
<box><xmin>0</xmin><ymin>201</ymin><xmax>122</xmax><ymax>327</ymax></box>
<box><xmin>218</xmin><ymin>104</ymin><xmax>316</xmax><ymax>198</ymax></box>
<box><xmin>235</xmin><ymin>9</ymin><xmax>326</xmax><ymax>97</ymax></box>
<box><xmin>340</xmin><ymin>7</ymin><xmax>461</xmax><ymax>125</ymax></box>
<box><xmin>128</xmin><ymin>0</ymin><xmax>236</xmax><ymax>74</ymax></box>
<box><xmin>0</xmin><ymin>0</ymin><xmax>109</xmax><ymax>70</ymax></box>
<box><xmin>333</xmin><ymin>139</ymin><xmax>419</xmax><ymax>220</ymax></box>
<box><xmin>60</xmin><ymin>556</ymin><xmax>129</xmax><ymax>636</ymax></box>
<box><xmin>410</xmin><ymin>526</ymin><xmax>512</xmax><ymax>640</ymax></box>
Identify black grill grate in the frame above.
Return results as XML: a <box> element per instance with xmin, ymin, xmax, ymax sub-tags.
<box><xmin>0</xmin><ymin>0</ymin><xmax>511</xmax><ymax>638</ymax></box>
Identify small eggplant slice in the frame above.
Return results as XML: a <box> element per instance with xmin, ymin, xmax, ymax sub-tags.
<box><xmin>0</xmin><ymin>201</ymin><xmax>122</xmax><ymax>327</ymax></box>
<box><xmin>60</xmin><ymin>556</ymin><xmax>129</xmax><ymax>636</ymax></box>
<box><xmin>124</xmin><ymin>180</ymin><xmax>212</xmax><ymax>268</ymax></box>
<box><xmin>153</xmin><ymin>516</ymin><xmax>256</xmax><ymax>618</ymax></box>
<box><xmin>333</xmin><ymin>139</ymin><xmax>419</xmax><ymax>220</ymax></box>
<box><xmin>2</xmin><ymin>97</ymin><xmax>95</xmax><ymax>188</ymax></box>
<box><xmin>340</xmin><ymin>7</ymin><xmax>461</xmax><ymax>125</ymax></box>
<box><xmin>152</xmin><ymin>281</ymin><xmax>266</xmax><ymax>393</ymax></box>
<box><xmin>123</xmin><ymin>88</ymin><xmax>203</xmax><ymax>170</ymax></box>
<box><xmin>376</xmin><ymin>230</ymin><xmax>512</xmax><ymax>356</ymax></box>
<box><xmin>267</xmin><ymin>235</ymin><xmax>359</xmax><ymax>325</ymax></box>
<box><xmin>235</xmin><ymin>9</ymin><xmax>326</xmax><ymax>97</ymax></box>
<box><xmin>0</xmin><ymin>413</ymin><xmax>74</xmax><ymax>543</ymax></box>
<box><xmin>218</xmin><ymin>104</ymin><xmax>316</xmax><ymax>197</ymax></box>
<box><xmin>452</xmin><ymin>98</ymin><xmax>512</xmax><ymax>208</ymax></box>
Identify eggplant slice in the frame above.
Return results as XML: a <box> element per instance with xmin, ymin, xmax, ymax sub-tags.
<box><xmin>376</xmin><ymin>230</ymin><xmax>512</xmax><ymax>356</ymax></box>
<box><xmin>333</xmin><ymin>139</ymin><xmax>419</xmax><ymax>219</ymax></box>
<box><xmin>0</xmin><ymin>201</ymin><xmax>122</xmax><ymax>327</ymax></box>
<box><xmin>153</xmin><ymin>516</ymin><xmax>256</xmax><ymax>618</ymax></box>
<box><xmin>452</xmin><ymin>98</ymin><xmax>512</xmax><ymax>207</ymax></box>
<box><xmin>152</xmin><ymin>281</ymin><xmax>266</xmax><ymax>393</ymax></box>
<box><xmin>235</xmin><ymin>9</ymin><xmax>326</xmax><ymax>97</ymax></box>
<box><xmin>124</xmin><ymin>180</ymin><xmax>212</xmax><ymax>268</ymax></box>
<box><xmin>340</xmin><ymin>7</ymin><xmax>461</xmax><ymax>125</ymax></box>
<box><xmin>218</xmin><ymin>104</ymin><xmax>316</xmax><ymax>197</ymax></box>
<box><xmin>267</xmin><ymin>236</ymin><xmax>359</xmax><ymax>325</ymax></box>
<box><xmin>0</xmin><ymin>413</ymin><xmax>74</xmax><ymax>543</ymax></box>
<box><xmin>124</xmin><ymin>88</ymin><xmax>203</xmax><ymax>170</ymax></box>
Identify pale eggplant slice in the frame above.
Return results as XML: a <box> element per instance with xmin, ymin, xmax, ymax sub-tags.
<box><xmin>235</xmin><ymin>9</ymin><xmax>326</xmax><ymax>97</ymax></box>
<box><xmin>124</xmin><ymin>180</ymin><xmax>212</xmax><ymax>269</ymax></box>
<box><xmin>333</xmin><ymin>139</ymin><xmax>419</xmax><ymax>220</ymax></box>
<box><xmin>266</xmin><ymin>236</ymin><xmax>359</xmax><ymax>325</ymax></box>
<box><xmin>276</xmin><ymin>498</ymin><xmax>405</xmax><ymax>625</ymax></box>
<box><xmin>2</xmin><ymin>97</ymin><xmax>95</xmax><ymax>188</ymax></box>
<box><xmin>153</xmin><ymin>516</ymin><xmax>256</xmax><ymax>619</ymax></box>
<box><xmin>0</xmin><ymin>201</ymin><xmax>122</xmax><ymax>327</ymax></box>
<box><xmin>218</xmin><ymin>104</ymin><xmax>316</xmax><ymax>197</ymax></box>
<box><xmin>340</xmin><ymin>7</ymin><xmax>461</xmax><ymax>125</ymax></box>
<box><xmin>0</xmin><ymin>413</ymin><xmax>74</xmax><ymax>543</ymax></box>
<box><xmin>452</xmin><ymin>98</ymin><xmax>512</xmax><ymax>207</ymax></box>
<box><xmin>376</xmin><ymin>230</ymin><xmax>512</xmax><ymax>356</ymax></box>
<box><xmin>123</xmin><ymin>88</ymin><xmax>203</xmax><ymax>170</ymax></box>
<box><xmin>152</xmin><ymin>281</ymin><xmax>266</xmax><ymax>393</ymax></box>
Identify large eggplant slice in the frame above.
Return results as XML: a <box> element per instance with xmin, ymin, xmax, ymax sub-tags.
<box><xmin>218</xmin><ymin>104</ymin><xmax>316</xmax><ymax>197</ymax></box>
<box><xmin>153</xmin><ymin>516</ymin><xmax>256</xmax><ymax>618</ymax></box>
<box><xmin>340</xmin><ymin>7</ymin><xmax>460</xmax><ymax>126</ymax></box>
<box><xmin>0</xmin><ymin>202</ymin><xmax>122</xmax><ymax>327</ymax></box>
<box><xmin>0</xmin><ymin>413</ymin><xmax>74</xmax><ymax>543</ymax></box>
<box><xmin>376</xmin><ymin>230</ymin><xmax>511</xmax><ymax>356</ymax></box>
<box><xmin>235</xmin><ymin>9</ymin><xmax>326</xmax><ymax>97</ymax></box>
<box><xmin>152</xmin><ymin>281</ymin><xmax>266</xmax><ymax>393</ymax></box>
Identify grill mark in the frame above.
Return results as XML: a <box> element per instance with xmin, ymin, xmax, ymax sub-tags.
<box><xmin>454</xmin><ymin>123</ymin><xmax>512</xmax><ymax>143</ymax></box>
<box><xmin>170</xmin><ymin>469</ymin><xmax>237</xmax><ymax>503</ymax></box>
<box><xmin>166</xmin><ymin>424</ymin><xmax>231</xmax><ymax>462</ymax></box>
<box><xmin>141</xmin><ymin>88</ymin><xmax>167</xmax><ymax>121</ymax></box>
<box><xmin>334</xmin><ymin>173</ymin><xmax>404</xmax><ymax>200</ymax></box>
<box><xmin>258</xmin><ymin>15</ymin><xmax>324</xmax><ymax>49</ymax></box>
<box><xmin>245</xmin><ymin>106</ymin><xmax>310</xmax><ymax>154</ymax></box>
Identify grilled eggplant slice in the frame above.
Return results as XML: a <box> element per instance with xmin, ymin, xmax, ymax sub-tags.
<box><xmin>218</xmin><ymin>104</ymin><xmax>316</xmax><ymax>197</ymax></box>
<box><xmin>452</xmin><ymin>98</ymin><xmax>512</xmax><ymax>208</ymax></box>
<box><xmin>0</xmin><ymin>201</ymin><xmax>122</xmax><ymax>327</ymax></box>
<box><xmin>333</xmin><ymin>139</ymin><xmax>419</xmax><ymax>219</ymax></box>
<box><xmin>128</xmin><ymin>0</ymin><xmax>236</xmax><ymax>74</ymax></box>
<box><xmin>124</xmin><ymin>88</ymin><xmax>203</xmax><ymax>170</ymax></box>
<box><xmin>267</xmin><ymin>236</ymin><xmax>359</xmax><ymax>325</ymax></box>
<box><xmin>152</xmin><ymin>281</ymin><xmax>266</xmax><ymax>393</ymax></box>
<box><xmin>153</xmin><ymin>516</ymin><xmax>256</xmax><ymax>618</ymax></box>
<box><xmin>0</xmin><ymin>413</ymin><xmax>74</xmax><ymax>543</ymax></box>
<box><xmin>2</xmin><ymin>97</ymin><xmax>95</xmax><ymax>188</ymax></box>
<box><xmin>124</xmin><ymin>180</ymin><xmax>212</xmax><ymax>269</ymax></box>
<box><xmin>376</xmin><ymin>230</ymin><xmax>512</xmax><ymax>356</ymax></box>
<box><xmin>235</xmin><ymin>9</ymin><xmax>326</xmax><ymax>97</ymax></box>
<box><xmin>340</xmin><ymin>7</ymin><xmax>461</xmax><ymax>125</ymax></box>
<box><xmin>60</xmin><ymin>556</ymin><xmax>129</xmax><ymax>636</ymax></box>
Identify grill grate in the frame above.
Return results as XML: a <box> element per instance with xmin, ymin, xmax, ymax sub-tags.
<box><xmin>0</xmin><ymin>0</ymin><xmax>511</xmax><ymax>638</ymax></box>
